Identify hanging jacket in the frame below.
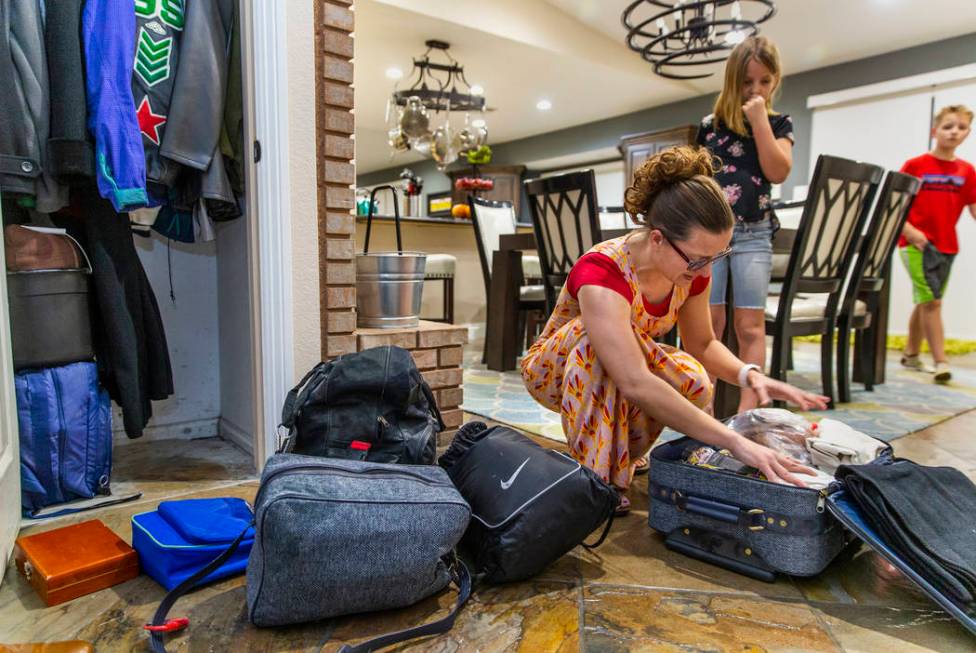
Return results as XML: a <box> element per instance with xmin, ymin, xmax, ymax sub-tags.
<box><xmin>45</xmin><ymin>0</ymin><xmax>95</xmax><ymax>183</ymax></box>
<box><xmin>56</xmin><ymin>186</ymin><xmax>174</xmax><ymax>439</ymax></box>
<box><xmin>82</xmin><ymin>0</ymin><xmax>149</xmax><ymax>212</ymax></box>
<box><xmin>0</xmin><ymin>0</ymin><xmax>67</xmax><ymax>212</ymax></box>
<box><xmin>131</xmin><ymin>0</ymin><xmax>184</xmax><ymax>188</ymax></box>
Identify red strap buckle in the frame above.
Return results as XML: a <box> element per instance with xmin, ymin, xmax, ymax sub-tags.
<box><xmin>144</xmin><ymin>617</ymin><xmax>190</xmax><ymax>633</ymax></box>
<box><xmin>350</xmin><ymin>440</ymin><xmax>372</xmax><ymax>451</ymax></box>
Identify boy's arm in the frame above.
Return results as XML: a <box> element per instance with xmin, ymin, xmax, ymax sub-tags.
<box><xmin>902</xmin><ymin>221</ymin><xmax>928</xmax><ymax>248</ymax></box>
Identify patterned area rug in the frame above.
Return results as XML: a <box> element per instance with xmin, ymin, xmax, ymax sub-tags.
<box><xmin>462</xmin><ymin>344</ymin><xmax>976</xmax><ymax>444</ymax></box>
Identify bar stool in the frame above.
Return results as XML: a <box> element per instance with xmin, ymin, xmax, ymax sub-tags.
<box><xmin>425</xmin><ymin>254</ymin><xmax>455</xmax><ymax>323</ymax></box>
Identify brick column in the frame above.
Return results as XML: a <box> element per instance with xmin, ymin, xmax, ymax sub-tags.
<box><xmin>316</xmin><ymin>0</ymin><xmax>357</xmax><ymax>359</ymax></box>
<box><xmin>314</xmin><ymin>2</ymin><xmax>469</xmax><ymax>441</ymax></box>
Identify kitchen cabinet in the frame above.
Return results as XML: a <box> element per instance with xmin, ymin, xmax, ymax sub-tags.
<box><xmin>618</xmin><ymin>125</ymin><xmax>698</xmax><ymax>191</ymax></box>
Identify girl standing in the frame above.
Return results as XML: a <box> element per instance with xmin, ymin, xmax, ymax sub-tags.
<box><xmin>697</xmin><ymin>36</ymin><xmax>794</xmax><ymax>413</ymax></box>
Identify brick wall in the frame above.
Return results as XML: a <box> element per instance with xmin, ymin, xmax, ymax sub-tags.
<box><xmin>315</xmin><ymin>2</ymin><xmax>468</xmax><ymax>441</ymax></box>
<box><xmin>316</xmin><ymin>0</ymin><xmax>357</xmax><ymax>360</ymax></box>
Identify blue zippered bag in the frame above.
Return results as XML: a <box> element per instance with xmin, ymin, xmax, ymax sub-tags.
<box><xmin>132</xmin><ymin>498</ymin><xmax>255</xmax><ymax>590</ymax></box>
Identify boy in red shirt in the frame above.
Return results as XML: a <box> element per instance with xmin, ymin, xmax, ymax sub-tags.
<box><xmin>899</xmin><ymin>105</ymin><xmax>976</xmax><ymax>383</ymax></box>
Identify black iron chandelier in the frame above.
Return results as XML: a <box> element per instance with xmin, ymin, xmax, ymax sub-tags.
<box><xmin>621</xmin><ymin>0</ymin><xmax>776</xmax><ymax>80</ymax></box>
<box><xmin>392</xmin><ymin>40</ymin><xmax>485</xmax><ymax>113</ymax></box>
<box><xmin>387</xmin><ymin>40</ymin><xmax>489</xmax><ymax>170</ymax></box>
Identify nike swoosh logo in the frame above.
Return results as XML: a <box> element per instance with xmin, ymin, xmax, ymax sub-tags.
<box><xmin>500</xmin><ymin>458</ymin><xmax>531</xmax><ymax>490</ymax></box>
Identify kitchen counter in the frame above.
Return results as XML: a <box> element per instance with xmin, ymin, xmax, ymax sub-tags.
<box><xmin>358</xmin><ymin>215</ymin><xmax>533</xmax><ymax>228</ymax></box>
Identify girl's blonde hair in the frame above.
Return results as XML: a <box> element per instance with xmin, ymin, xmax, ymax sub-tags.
<box><xmin>713</xmin><ymin>36</ymin><xmax>782</xmax><ymax>136</ymax></box>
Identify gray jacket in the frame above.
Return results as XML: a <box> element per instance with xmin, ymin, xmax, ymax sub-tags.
<box><xmin>0</xmin><ymin>0</ymin><xmax>66</xmax><ymax>211</ymax></box>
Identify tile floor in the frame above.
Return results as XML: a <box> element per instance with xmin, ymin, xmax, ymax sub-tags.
<box><xmin>1</xmin><ymin>414</ymin><xmax>975</xmax><ymax>651</ymax></box>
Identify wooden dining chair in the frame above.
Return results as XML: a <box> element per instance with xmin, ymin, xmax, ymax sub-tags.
<box><xmin>765</xmin><ymin>155</ymin><xmax>883</xmax><ymax>406</ymax></box>
<box><xmin>469</xmin><ymin>196</ymin><xmax>546</xmax><ymax>358</ymax></box>
<box><xmin>524</xmin><ymin>170</ymin><xmax>603</xmax><ymax>312</ymax></box>
<box><xmin>836</xmin><ymin>171</ymin><xmax>921</xmax><ymax>403</ymax></box>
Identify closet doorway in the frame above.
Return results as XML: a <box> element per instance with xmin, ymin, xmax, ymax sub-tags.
<box><xmin>0</xmin><ymin>0</ymin><xmax>297</xmax><ymax>571</ymax></box>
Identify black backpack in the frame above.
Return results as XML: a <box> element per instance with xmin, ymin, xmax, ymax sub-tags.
<box><xmin>439</xmin><ymin>422</ymin><xmax>617</xmax><ymax>583</ymax></box>
<box><xmin>278</xmin><ymin>346</ymin><xmax>444</xmax><ymax>464</ymax></box>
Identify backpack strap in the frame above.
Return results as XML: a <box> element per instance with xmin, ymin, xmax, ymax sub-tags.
<box><xmin>419</xmin><ymin>376</ymin><xmax>446</xmax><ymax>432</ymax></box>
<box><xmin>337</xmin><ymin>560</ymin><xmax>472</xmax><ymax>653</ymax></box>
<box><xmin>148</xmin><ymin>522</ymin><xmax>254</xmax><ymax>653</ymax></box>
<box><xmin>278</xmin><ymin>363</ymin><xmax>329</xmax><ymax>453</ymax></box>
<box><xmin>581</xmin><ymin>511</ymin><xmax>615</xmax><ymax>549</ymax></box>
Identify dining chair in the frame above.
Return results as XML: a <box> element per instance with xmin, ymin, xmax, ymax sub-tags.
<box><xmin>469</xmin><ymin>197</ymin><xmax>546</xmax><ymax>358</ymax></box>
<box><xmin>836</xmin><ymin>170</ymin><xmax>921</xmax><ymax>403</ymax></box>
<box><xmin>765</xmin><ymin>155</ymin><xmax>884</xmax><ymax>406</ymax></box>
<box><xmin>524</xmin><ymin>170</ymin><xmax>603</xmax><ymax>312</ymax></box>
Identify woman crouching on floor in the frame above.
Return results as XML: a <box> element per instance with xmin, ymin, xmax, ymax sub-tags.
<box><xmin>520</xmin><ymin>145</ymin><xmax>828</xmax><ymax>514</ymax></box>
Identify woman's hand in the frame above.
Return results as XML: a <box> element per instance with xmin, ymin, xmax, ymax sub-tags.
<box><xmin>742</xmin><ymin>95</ymin><xmax>767</xmax><ymax>126</ymax></box>
<box><xmin>746</xmin><ymin>370</ymin><xmax>830</xmax><ymax>410</ymax></box>
<box><xmin>727</xmin><ymin>435</ymin><xmax>816</xmax><ymax>487</ymax></box>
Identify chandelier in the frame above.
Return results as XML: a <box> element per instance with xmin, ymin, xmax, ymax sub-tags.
<box><xmin>386</xmin><ymin>40</ymin><xmax>489</xmax><ymax>171</ymax></box>
<box><xmin>621</xmin><ymin>1</ymin><xmax>776</xmax><ymax>80</ymax></box>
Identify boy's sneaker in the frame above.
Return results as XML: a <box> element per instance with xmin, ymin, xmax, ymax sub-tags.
<box><xmin>901</xmin><ymin>354</ymin><xmax>932</xmax><ymax>373</ymax></box>
<box><xmin>934</xmin><ymin>362</ymin><xmax>952</xmax><ymax>384</ymax></box>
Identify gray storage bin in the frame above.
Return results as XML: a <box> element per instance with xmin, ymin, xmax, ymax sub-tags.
<box><xmin>7</xmin><ymin>269</ymin><xmax>94</xmax><ymax>370</ymax></box>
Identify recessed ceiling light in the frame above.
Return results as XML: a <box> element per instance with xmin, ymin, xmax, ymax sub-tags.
<box><xmin>385</xmin><ymin>67</ymin><xmax>403</xmax><ymax>80</ymax></box>
<box><xmin>471</xmin><ymin>118</ymin><xmax>486</xmax><ymax>128</ymax></box>
<box><xmin>536</xmin><ymin>99</ymin><xmax>552</xmax><ymax>111</ymax></box>
<box><xmin>470</xmin><ymin>85</ymin><xmax>484</xmax><ymax>96</ymax></box>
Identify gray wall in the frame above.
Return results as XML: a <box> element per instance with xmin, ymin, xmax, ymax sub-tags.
<box><xmin>359</xmin><ymin>32</ymin><xmax>976</xmax><ymax>199</ymax></box>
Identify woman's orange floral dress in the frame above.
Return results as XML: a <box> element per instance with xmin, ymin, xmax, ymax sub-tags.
<box><xmin>520</xmin><ymin>236</ymin><xmax>712</xmax><ymax>490</ymax></box>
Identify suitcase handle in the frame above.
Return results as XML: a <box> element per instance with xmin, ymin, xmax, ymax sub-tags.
<box><xmin>670</xmin><ymin>490</ymin><xmax>766</xmax><ymax>531</ymax></box>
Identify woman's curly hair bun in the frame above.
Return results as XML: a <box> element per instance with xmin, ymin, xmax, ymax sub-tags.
<box><xmin>624</xmin><ymin>146</ymin><xmax>717</xmax><ymax>217</ymax></box>
<box><xmin>623</xmin><ymin>145</ymin><xmax>732</xmax><ymax>239</ymax></box>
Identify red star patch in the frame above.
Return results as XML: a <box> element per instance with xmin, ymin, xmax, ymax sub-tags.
<box><xmin>136</xmin><ymin>96</ymin><xmax>167</xmax><ymax>145</ymax></box>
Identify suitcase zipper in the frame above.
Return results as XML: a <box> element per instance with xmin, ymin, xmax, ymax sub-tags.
<box><xmin>254</xmin><ymin>463</ymin><xmax>450</xmax><ymax>507</ymax></box>
<box><xmin>52</xmin><ymin>371</ymin><xmax>67</xmax><ymax>499</ymax></box>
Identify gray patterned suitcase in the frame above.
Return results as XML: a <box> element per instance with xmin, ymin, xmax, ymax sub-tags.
<box><xmin>648</xmin><ymin>436</ymin><xmax>870</xmax><ymax>581</ymax></box>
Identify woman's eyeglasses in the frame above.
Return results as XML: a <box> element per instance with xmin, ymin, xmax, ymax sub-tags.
<box><xmin>658</xmin><ymin>231</ymin><xmax>732</xmax><ymax>272</ymax></box>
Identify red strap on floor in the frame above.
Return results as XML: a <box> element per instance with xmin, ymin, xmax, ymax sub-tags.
<box><xmin>350</xmin><ymin>440</ymin><xmax>372</xmax><ymax>451</ymax></box>
<box><xmin>144</xmin><ymin>617</ymin><xmax>189</xmax><ymax>633</ymax></box>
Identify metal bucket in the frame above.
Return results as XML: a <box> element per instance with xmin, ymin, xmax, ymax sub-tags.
<box><xmin>356</xmin><ymin>252</ymin><xmax>426</xmax><ymax>328</ymax></box>
<box><xmin>356</xmin><ymin>184</ymin><xmax>427</xmax><ymax>328</ymax></box>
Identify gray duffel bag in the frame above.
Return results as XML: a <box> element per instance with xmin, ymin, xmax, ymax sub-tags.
<box><xmin>148</xmin><ymin>453</ymin><xmax>472</xmax><ymax>652</ymax></box>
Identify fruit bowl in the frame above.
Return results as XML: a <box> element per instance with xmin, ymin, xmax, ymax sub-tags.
<box><xmin>454</xmin><ymin>177</ymin><xmax>494</xmax><ymax>192</ymax></box>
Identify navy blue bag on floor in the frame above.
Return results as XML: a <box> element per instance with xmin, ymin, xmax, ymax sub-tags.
<box><xmin>15</xmin><ymin>362</ymin><xmax>113</xmax><ymax>517</ymax></box>
<box><xmin>132</xmin><ymin>498</ymin><xmax>256</xmax><ymax>590</ymax></box>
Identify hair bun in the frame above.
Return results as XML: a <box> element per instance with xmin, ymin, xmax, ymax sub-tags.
<box><xmin>624</xmin><ymin>145</ymin><xmax>718</xmax><ymax>218</ymax></box>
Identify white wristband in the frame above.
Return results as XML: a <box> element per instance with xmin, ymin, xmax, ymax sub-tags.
<box><xmin>737</xmin><ymin>363</ymin><xmax>762</xmax><ymax>388</ymax></box>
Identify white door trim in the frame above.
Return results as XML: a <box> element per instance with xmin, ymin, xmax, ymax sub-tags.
<box><xmin>807</xmin><ymin>63</ymin><xmax>976</xmax><ymax>110</ymax></box>
<box><xmin>241</xmin><ymin>0</ymin><xmax>294</xmax><ymax>467</ymax></box>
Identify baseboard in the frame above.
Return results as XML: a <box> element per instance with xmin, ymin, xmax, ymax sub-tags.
<box><xmin>219</xmin><ymin>416</ymin><xmax>254</xmax><ymax>455</ymax></box>
<box><xmin>112</xmin><ymin>416</ymin><xmax>219</xmax><ymax>445</ymax></box>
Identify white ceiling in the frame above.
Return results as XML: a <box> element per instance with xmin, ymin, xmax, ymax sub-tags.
<box><xmin>354</xmin><ymin>0</ymin><xmax>976</xmax><ymax>173</ymax></box>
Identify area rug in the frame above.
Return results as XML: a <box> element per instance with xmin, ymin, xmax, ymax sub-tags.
<box><xmin>461</xmin><ymin>344</ymin><xmax>976</xmax><ymax>444</ymax></box>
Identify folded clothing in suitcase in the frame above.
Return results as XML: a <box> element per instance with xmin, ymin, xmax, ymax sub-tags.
<box><xmin>827</xmin><ymin>484</ymin><xmax>976</xmax><ymax>637</ymax></box>
<box><xmin>439</xmin><ymin>422</ymin><xmax>618</xmax><ymax>583</ymax></box>
<box><xmin>648</xmin><ymin>435</ymin><xmax>891</xmax><ymax>580</ymax></box>
<box><xmin>132</xmin><ymin>498</ymin><xmax>255</xmax><ymax>591</ymax></box>
<box><xmin>16</xmin><ymin>362</ymin><xmax>112</xmax><ymax>517</ymax></box>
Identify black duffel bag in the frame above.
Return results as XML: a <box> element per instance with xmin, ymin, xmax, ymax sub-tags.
<box><xmin>439</xmin><ymin>422</ymin><xmax>618</xmax><ymax>583</ymax></box>
<box><xmin>279</xmin><ymin>345</ymin><xmax>444</xmax><ymax>464</ymax></box>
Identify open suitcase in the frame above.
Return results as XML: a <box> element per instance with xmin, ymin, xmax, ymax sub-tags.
<box><xmin>648</xmin><ymin>436</ymin><xmax>976</xmax><ymax>636</ymax></box>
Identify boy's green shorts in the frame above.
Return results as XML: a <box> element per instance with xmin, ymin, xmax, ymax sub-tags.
<box><xmin>900</xmin><ymin>244</ymin><xmax>955</xmax><ymax>305</ymax></box>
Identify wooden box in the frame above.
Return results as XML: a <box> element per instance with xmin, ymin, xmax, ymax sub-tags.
<box><xmin>14</xmin><ymin>520</ymin><xmax>139</xmax><ymax>606</ymax></box>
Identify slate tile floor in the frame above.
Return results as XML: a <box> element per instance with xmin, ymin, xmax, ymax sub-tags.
<box><xmin>1</xmin><ymin>413</ymin><xmax>975</xmax><ymax>651</ymax></box>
